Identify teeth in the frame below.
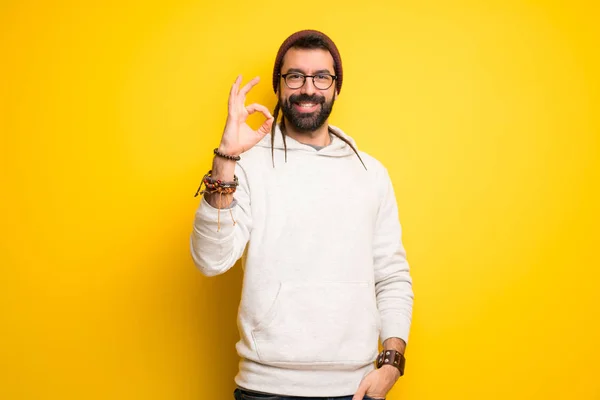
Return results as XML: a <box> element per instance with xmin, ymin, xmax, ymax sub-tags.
<box><xmin>299</xmin><ymin>103</ymin><xmax>316</xmax><ymax>108</ymax></box>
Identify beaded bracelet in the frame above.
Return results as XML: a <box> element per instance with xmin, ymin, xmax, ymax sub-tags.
<box><xmin>214</xmin><ymin>148</ymin><xmax>241</xmax><ymax>161</ymax></box>
<box><xmin>194</xmin><ymin>170</ymin><xmax>239</xmax><ymax>197</ymax></box>
<box><xmin>194</xmin><ymin>170</ymin><xmax>239</xmax><ymax>231</ymax></box>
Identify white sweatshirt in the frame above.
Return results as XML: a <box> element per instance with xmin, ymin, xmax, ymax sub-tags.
<box><xmin>190</xmin><ymin>125</ymin><xmax>413</xmax><ymax>397</ymax></box>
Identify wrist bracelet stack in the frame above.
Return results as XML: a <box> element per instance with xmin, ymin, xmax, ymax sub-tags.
<box><xmin>199</xmin><ymin>172</ymin><xmax>239</xmax><ymax>195</ymax></box>
<box><xmin>194</xmin><ymin>169</ymin><xmax>239</xmax><ymax>231</ymax></box>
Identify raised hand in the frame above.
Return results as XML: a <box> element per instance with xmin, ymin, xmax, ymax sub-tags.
<box><xmin>218</xmin><ymin>75</ymin><xmax>274</xmax><ymax>156</ymax></box>
<box><xmin>204</xmin><ymin>76</ymin><xmax>272</xmax><ymax>209</ymax></box>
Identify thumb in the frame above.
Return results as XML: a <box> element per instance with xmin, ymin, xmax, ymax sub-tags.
<box><xmin>352</xmin><ymin>380</ymin><xmax>369</xmax><ymax>400</ymax></box>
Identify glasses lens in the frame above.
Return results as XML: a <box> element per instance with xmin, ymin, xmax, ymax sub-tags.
<box><xmin>285</xmin><ymin>74</ymin><xmax>305</xmax><ymax>89</ymax></box>
<box><xmin>314</xmin><ymin>74</ymin><xmax>333</xmax><ymax>90</ymax></box>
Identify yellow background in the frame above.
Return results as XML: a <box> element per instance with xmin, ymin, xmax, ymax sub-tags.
<box><xmin>1</xmin><ymin>0</ymin><xmax>599</xmax><ymax>399</ymax></box>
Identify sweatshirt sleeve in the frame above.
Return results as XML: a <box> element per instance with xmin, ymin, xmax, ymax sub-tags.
<box><xmin>373</xmin><ymin>167</ymin><xmax>414</xmax><ymax>344</ymax></box>
<box><xmin>190</xmin><ymin>163</ymin><xmax>252</xmax><ymax>277</ymax></box>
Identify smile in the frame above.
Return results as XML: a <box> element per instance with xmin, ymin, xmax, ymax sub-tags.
<box><xmin>294</xmin><ymin>102</ymin><xmax>320</xmax><ymax>112</ymax></box>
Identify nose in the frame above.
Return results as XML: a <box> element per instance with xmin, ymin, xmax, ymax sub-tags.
<box><xmin>300</xmin><ymin>77</ymin><xmax>317</xmax><ymax>95</ymax></box>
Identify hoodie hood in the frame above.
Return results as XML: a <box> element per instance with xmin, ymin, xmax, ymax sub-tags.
<box><xmin>255</xmin><ymin>124</ymin><xmax>359</xmax><ymax>158</ymax></box>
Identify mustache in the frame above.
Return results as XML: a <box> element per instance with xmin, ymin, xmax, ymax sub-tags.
<box><xmin>288</xmin><ymin>93</ymin><xmax>325</xmax><ymax>105</ymax></box>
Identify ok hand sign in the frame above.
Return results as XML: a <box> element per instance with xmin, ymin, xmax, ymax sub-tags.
<box><xmin>218</xmin><ymin>75</ymin><xmax>274</xmax><ymax>156</ymax></box>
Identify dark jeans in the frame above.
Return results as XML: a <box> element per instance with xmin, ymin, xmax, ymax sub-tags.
<box><xmin>234</xmin><ymin>388</ymin><xmax>384</xmax><ymax>400</ymax></box>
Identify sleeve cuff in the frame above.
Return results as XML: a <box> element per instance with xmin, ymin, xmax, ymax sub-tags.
<box><xmin>194</xmin><ymin>197</ymin><xmax>239</xmax><ymax>239</ymax></box>
<box><xmin>380</xmin><ymin>316</ymin><xmax>412</xmax><ymax>345</ymax></box>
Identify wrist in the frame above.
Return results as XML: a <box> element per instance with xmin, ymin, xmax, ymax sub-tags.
<box><xmin>377</xmin><ymin>349</ymin><xmax>406</xmax><ymax>377</ymax></box>
<box><xmin>214</xmin><ymin>147</ymin><xmax>241</xmax><ymax>161</ymax></box>
<box><xmin>210</xmin><ymin>154</ymin><xmax>236</xmax><ymax>183</ymax></box>
<box><xmin>383</xmin><ymin>337</ymin><xmax>406</xmax><ymax>355</ymax></box>
<box><xmin>217</xmin><ymin>142</ymin><xmax>241</xmax><ymax>157</ymax></box>
<box><xmin>380</xmin><ymin>364</ymin><xmax>401</xmax><ymax>380</ymax></box>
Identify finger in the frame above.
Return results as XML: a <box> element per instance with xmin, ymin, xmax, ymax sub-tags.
<box><xmin>238</xmin><ymin>76</ymin><xmax>260</xmax><ymax>98</ymax></box>
<box><xmin>234</xmin><ymin>75</ymin><xmax>242</xmax><ymax>95</ymax></box>
<box><xmin>246</xmin><ymin>103</ymin><xmax>274</xmax><ymax>136</ymax></box>
<box><xmin>228</xmin><ymin>75</ymin><xmax>242</xmax><ymax>110</ymax></box>
<box><xmin>228</xmin><ymin>81</ymin><xmax>237</xmax><ymax>110</ymax></box>
<box><xmin>246</xmin><ymin>103</ymin><xmax>273</xmax><ymax>120</ymax></box>
<box><xmin>352</xmin><ymin>381</ymin><xmax>369</xmax><ymax>400</ymax></box>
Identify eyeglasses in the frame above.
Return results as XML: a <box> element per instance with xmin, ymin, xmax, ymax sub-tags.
<box><xmin>280</xmin><ymin>72</ymin><xmax>337</xmax><ymax>90</ymax></box>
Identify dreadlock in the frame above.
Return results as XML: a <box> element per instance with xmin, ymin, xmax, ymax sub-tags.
<box><xmin>328</xmin><ymin>126</ymin><xmax>366</xmax><ymax>170</ymax></box>
<box><xmin>270</xmin><ymin>100</ymin><xmax>288</xmax><ymax>167</ymax></box>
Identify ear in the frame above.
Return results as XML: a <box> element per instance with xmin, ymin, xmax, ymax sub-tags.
<box><xmin>334</xmin><ymin>90</ymin><xmax>338</xmax><ymax>100</ymax></box>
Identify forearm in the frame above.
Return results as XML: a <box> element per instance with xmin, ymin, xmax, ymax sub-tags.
<box><xmin>376</xmin><ymin>262</ymin><xmax>413</xmax><ymax>345</ymax></box>
<box><xmin>191</xmin><ymin>192</ymin><xmax>251</xmax><ymax>276</ymax></box>
<box><xmin>191</xmin><ymin>159</ymin><xmax>252</xmax><ymax>276</ymax></box>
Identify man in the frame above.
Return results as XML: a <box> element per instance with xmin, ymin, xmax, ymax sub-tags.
<box><xmin>190</xmin><ymin>30</ymin><xmax>414</xmax><ymax>400</ymax></box>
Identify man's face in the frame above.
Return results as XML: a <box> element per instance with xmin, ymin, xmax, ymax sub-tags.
<box><xmin>279</xmin><ymin>48</ymin><xmax>337</xmax><ymax>133</ymax></box>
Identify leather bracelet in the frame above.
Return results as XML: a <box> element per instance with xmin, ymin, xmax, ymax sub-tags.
<box><xmin>376</xmin><ymin>349</ymin><xmax>405</xmax><ymax>376</ymax></box>
<box><xmin>213</xmin><ymin>148</ymin><xmax>241</xmax><ymax>161</ymax></box>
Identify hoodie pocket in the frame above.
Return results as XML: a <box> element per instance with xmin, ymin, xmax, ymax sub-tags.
<box><xmin>251</xmin><ymin>281</ymin><xmax>379</xmax><ymax>367</ymax></box>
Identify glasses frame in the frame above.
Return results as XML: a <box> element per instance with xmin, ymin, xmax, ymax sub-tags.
<box><xmin>280</xmin><ymin>72</ymin><xmax>337</xmax><ymax>90</ymax></box>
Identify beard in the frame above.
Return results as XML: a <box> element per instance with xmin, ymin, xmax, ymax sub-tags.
<box><xmin>280</xmin><ymin>93</ymin><xmax>335</xmax><ymax>133</ymax></box>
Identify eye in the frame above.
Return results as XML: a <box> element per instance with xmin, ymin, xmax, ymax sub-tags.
<box><xmin>287</xmin><ymin>73</ymin><xmax>303</xmax><ymax>81</ymax></box>
<box><xmin>315</xmin><ymin>74</ymin><xmax>332</xmax><ymax>82</ymax></box>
